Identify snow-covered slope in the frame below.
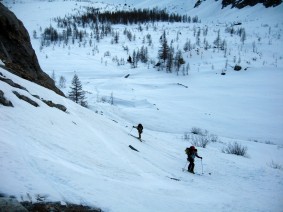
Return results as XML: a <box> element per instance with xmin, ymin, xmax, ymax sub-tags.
<box><xmin>1</xmin><ymin>0</ymin><xmax>283</xmax><ymax>211</ymax></box>
<box><xmin>1</xmin><ymin>66</ymin><xmax>283</xmax><ymax>211</ymax></box>
<box><xmin>7</xmin><ymin>0</ymin><xmax>282</xmax><ymax>143</ymax></box>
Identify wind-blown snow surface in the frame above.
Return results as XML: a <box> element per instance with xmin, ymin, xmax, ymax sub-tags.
<box><xmin>1</xmin><ymin>0</ymin><xmax>283</xmax><ymax>211</ymax></box>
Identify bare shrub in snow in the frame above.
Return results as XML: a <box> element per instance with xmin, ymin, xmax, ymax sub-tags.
<box><xmin>104</xmin><ymin>51</ymin><xmax>111</xmax><ymax>57</ymax></box>
<box><xmin>209</xmin><ymin>134</ymin><xmax>219</xmax><ymax>143</ymax></box>
<box><xmin>190</xmin><ymin>134</ymin><xmax>210</xmax><ymax>148</ymax></box>
<box><xmin>191</xmin><ymin>127</ymin><xmax>207</xmax><ymax>136</ymax></box>
<box><xmin>185</xmin><ymin>128</ymin><xmax>220</xmax><ymax>147</ymax></box>
<box><xmin>265</xmin><ymin>140</ymin><xmax>275</xmax><ymax>145</ymax></box>
<box><xmin>222</xmin><ymin>142</ymin><xmax>248</xmax><ymax>157</ymax></box>
<box><xmin>184</xmin><ymin>132</ymin><xmax>190</xmax><ymax>140</ymax></box>
<box><xmin>269</xmin><ymin>161</ymin><xmax>282</xmax><ymax>170</ymax></box>
<box><xmin>59</xmin><ymin>76</ymin><xmax>66</xmax><ymax>88</ymax></box>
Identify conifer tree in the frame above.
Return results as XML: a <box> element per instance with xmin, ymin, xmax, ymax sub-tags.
<box><xmin>131</xmin><ymin>50</ymin><xmax>138</xmax><ymax>68</ymax></box>
<box><xmin>241</xmin><ymin>29</ymin><xmax>246</xmax><ymax>44</ymax></box>
<box><xmin>213</xmin><ymin>29</ymin><xmax>221</xmax><ymax>50</ymax></box>
<box><xmin>51</xmin><ymin>70</ymin><xmax>56</xmax><ymax>84</ymax></box>
<box><xmin>68</xmin><ymin>74</ymin><xmax>88</xmax><ymax>108</ymax></box>
<box><xmin>158</xmin><ymin>31</ymin><xmax>169</xmax><ymax>64</ymax></box>
<box><xmin>166</xmin><ymin>44</ymin><xmax>174</xmax><ymax>73</ymax></box>
<box><xmin>59</xmin><ymin>76</ymin><xmax>66</xmax><ymax>88</ymax></box>
<box><xmin>183</xmin><ymin>40</ymin><xmax>191</xmax><ymax>52</ymax></box>
<box><xmin>114</xmin><ymin>31</ymin><xmax>119</xmax><ymax>44</ymax></box>
<box><xmin>174</xmin><ymin>50</ymin><xmax>185</xmax><ymax>75</ymax></box>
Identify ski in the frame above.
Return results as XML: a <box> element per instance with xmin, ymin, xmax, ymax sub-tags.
<box><xmin>129</xmin><ymin>134</ymin><xmax>144</xmax><ymax>142</ymax></box>
<box><xmin>183</xmin><ymin>170</ymin><xmax>212</xmax><ymax>176</ymax></box>
<box><xmin>182</xmin><ymin>169</ymin><xmax>205</xmax><ymax>176</ymax></box>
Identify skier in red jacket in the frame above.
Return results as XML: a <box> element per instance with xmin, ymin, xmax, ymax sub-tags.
<box><xmin>185</xmin><ymin>146</ymin><xmax>202</xmax><ymax>174</ymax></box>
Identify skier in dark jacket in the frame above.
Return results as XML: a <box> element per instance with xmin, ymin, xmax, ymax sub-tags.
<box><xmin>133</xmin><ymin>123</ymin><xmax>143</xmax><ymax>140</ymax></box>
<box><xmin>185</xmin><ymin>146</ymin><xmax>202</xmax><ymax>174</ymax></box>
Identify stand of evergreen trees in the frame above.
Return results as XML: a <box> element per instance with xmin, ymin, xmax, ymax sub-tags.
<box><xmin>156</xmin><ymin>30</ymin><xmax>186</xmax><ymax>75</ymax></box>
<box><xmin>83</xmin><ymin>7</ymin><xmax>197</xmax><ymax>25</ymax></box>
<box><xmin>40</xmin><ymin>7</ymin><xmax>200</xmax><ymax>45</ymax></box>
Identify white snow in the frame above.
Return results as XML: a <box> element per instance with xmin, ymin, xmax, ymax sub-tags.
<box><xmin>1</xmin><ymin>0</ymin><xmax>283</xmax><ymax>211</ymax></box>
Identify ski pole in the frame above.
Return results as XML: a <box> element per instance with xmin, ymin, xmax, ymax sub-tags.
<box><xmin>129</xmin><ymin>126</ymin><xmax>134</xmax><ymax>134</ymax></box>
<box><xmin>201</xmin><ymin>159</ymin><xmax>204</xmax><ymax>175</ymax></box>
<box><xmin>182</xmin><ymin>161</ymin><xmax>188</xmax><ymax>172</ymax></box>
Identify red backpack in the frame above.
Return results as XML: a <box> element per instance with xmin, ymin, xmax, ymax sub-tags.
<box><xmin>185</xmin><ymin>146</ymin><xmax>195</xmax><ymax>155</ymax></box>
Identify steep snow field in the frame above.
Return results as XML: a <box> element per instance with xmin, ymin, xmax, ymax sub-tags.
<box><xmin>1</xmin><ymin>0</ymin><xmax>283</xmax><ymax>211</ymax></box>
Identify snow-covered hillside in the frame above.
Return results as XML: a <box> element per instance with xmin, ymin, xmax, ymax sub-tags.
<box><xmin>1</xmin><ymin>63</ymin><xmax>283</xmax><ymax>211</ymax></box>
<box><xmin>1</xmin><ymin>0</ymin><xmax>283</xmax><ymax>211</ymax></box>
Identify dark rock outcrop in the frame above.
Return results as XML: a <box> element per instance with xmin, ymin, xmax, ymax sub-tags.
<box><xmin>0</xmin><ymin>75</ymin><xmax>28</xmax><ymax>91</ymax></box>
<box><xmin>21</xmin><ymin>201</ymin><xmax>102</xmax><ymax>212</ymax></box>
<box><xmin>13</xmin><ymin>90</ymin><xmax>39</xmax><ymax>107</ymax></box>
<box><xmin>194</xmin><ymin>0</ymin><xmax>281</xmax><ymax>8</ymax></box>
<box><xmin>42</xmin><ymin>99</ymin><xmax>67</xmax><ymax>112</ymax></box>
<box><xmin>222</xmin><ymin>0</ymin><xmax>282</xmax><ymax>8</ymax></box>
<box><xmin>0</xmin><ymin>197</ymin><xmax>28</xmax><ymax>212</ymax></box>
<box><xmin>0</xmin><ymin>74</ymin><xmax>68</xmax><ymax>111</ymax></box>
<box><xmin>234</xmin><ymin>65</ymin><xmax>242</xmax><ymax>71</ymax></box>
<box><xmin>194</xmin><ymin>0</ymin><xmax>202</xmax><ymax>8</ymax></box>
<box><xmin>0</xmin><ymin>90</ymin><xmax>13</xmax><ymax>107</ymax></box>
<box><xmin>0</xmin><ymin>196</ymin><xmax>102</xmax><ymax>212</ymax></box>
<box><xmin>0</xmin><ymin>3</ymin><xmax>64</xmax><ymax>97</ymax></box>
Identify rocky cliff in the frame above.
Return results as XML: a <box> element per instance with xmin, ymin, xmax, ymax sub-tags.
<box><xmin>194</xmin><ymin>0</ymin><xmax>282</xmax><ymax>8</ymax></box>
<box><xmin>0</xmin><ymin>3</ymin><xmax>64</xmax><ymax>96</ymax></box>
<box><xmin>221</xmin><ymin>0</ymin><xmax>282</xmax><ymax>8</ymax></box>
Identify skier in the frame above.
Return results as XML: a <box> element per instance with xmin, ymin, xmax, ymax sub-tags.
<box><xmin>133</xmin><ymin>123</ymin><xmax>143</xmax><ymax>140</ymax></box>
<box><xmin>185</xmin><ymin>146</ymin><xmax>202</xmax><ymax>174</ymax></box>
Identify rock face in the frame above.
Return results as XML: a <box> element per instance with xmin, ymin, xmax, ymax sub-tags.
<box><xmin>222</xmin><ymin>0</ymin><xmax>282</xmax><ymax>8</ymax></box>
<box><xmin>0</xmin><ymin>196</ymin><xmax>102</xmax><ymax>212</ymax></box>
<box><xmin>42</xmin><ymin>99</ymin><xmax>67</xmax><ymax>112</ymax></box>
<box><xmin>13</xmin><ymin>91</ymin><xmax>39</xmax><ymax>107</ymax></box>
<box><xmin>0</xmin><ymin>90</ymin><xmax>13</xmax><ymax>107</ymax></box>
<box><xmin>0</xmin><ymin>3</ymin><xmax>64</xmax><ymax>96</ymax></box>
<box><xmin>0</xmin><ymin>197</ymin><xmax>28</xmax><ymax>212</ymax></box>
